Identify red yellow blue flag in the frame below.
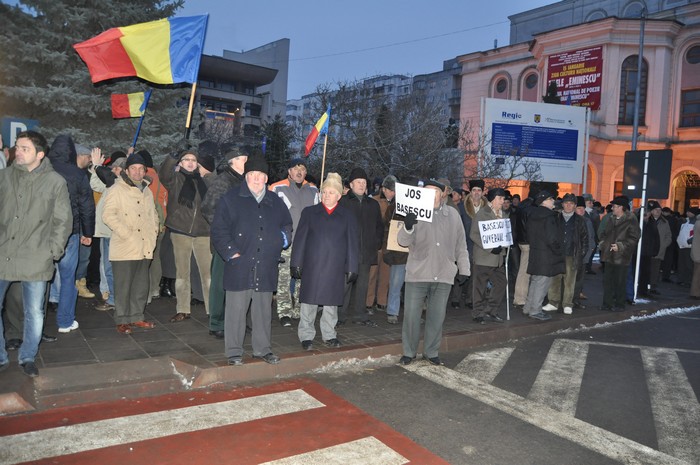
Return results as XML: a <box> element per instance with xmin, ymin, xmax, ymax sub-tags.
<box><xmin>74</xmin><ymin>15</ymin><xmax>208</xmax><ymax>85</ymax></box>
<box><xmin>304</xmin><ymin>105</ymin><xmax>331</xmax><ymax>156</ymax></box>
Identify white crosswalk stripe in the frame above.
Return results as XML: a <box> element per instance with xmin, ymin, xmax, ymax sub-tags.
<box><xmin>407</xmin><ymin>338</ymin><xmax>700</xmax><ymax>465</ymax></box>
<box><xmin>261</xmin><ymin>437</ymin><xmax>408</xmax><ymax>465</ymax></box>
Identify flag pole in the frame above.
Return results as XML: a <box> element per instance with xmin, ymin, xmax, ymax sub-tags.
<box><xmin>131</xmin><ymin>89</ymin><xmax>152</xmax><ymax>149</ymax></box>
<box><xmin>320</xmin><ymin>132</ymin><xmax>329</xmax><ymax>189</ymax></box>
<box><xmin>184</xmin><ymin>83</ymin><xmax>197</xmax><ymax>139</ymax></box>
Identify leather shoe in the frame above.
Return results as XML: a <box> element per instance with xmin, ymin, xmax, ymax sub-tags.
<box><xmin>228</xmin><ymin>356</ymin><xmax>243</xmax><ymax>366</ymax></box>
<box><xmin>488</xmin><ymin>313</ymin><xmax>505</xmax><ymax>323</ymax></box>
<box><xmin>209</xmin><ymin>330</ymin><xmax>224</xmax><ymax>339</ymax></box>
<box><xmin>130</xmin><ymin>321</ymin><xmax>155</xmax><ymax>329</ymax></box>
<box><xmin>473</xmin><ymin>316</ymin><xmax>485</xmax><ymax>325</ymax></box>
<box><xmin>302</xmin><ymin>340</ymin><xmax>314</xmax><ymax>350</ymax></box>
<box><xmin>20</xmin><ymin>361</ymin><xmax>39</xmax><ymax>377</ymax></box>
<box><xmin>254</xmin><ymin>352</ymin><xmax>280</xmax><ymax>364</ymax></box>
<box><xmin>169</xmin><ymin>313</ymin><xmax>191</xmax><ymax>323</ymax></box>
<box><xmin>423</xmin><ymin>354</ymin><xmax>443</xmax><ymax>366</ymax></box>
<box><xmin>41</xmin><ymin>334</ymin><xmax>57</xmax><ymax>343</ymax></box>
<box><xmin>5</xmin><ymin>338</ymin><xmax>22</xmax><ymax>350</ymax></box>
<box><xmin>399</xmin><ymin>355</ymin><xmax>414</xmax><ymax>365</ymax></box>
<box><xmin>95</xmin><ymin>302</ymin><xmax>115</xmax><ymax>311</ymax></box>
<box><xmin>116</xmin><ymin>324</ymin><xmax>132</xmax><ymax>334</ymax></box>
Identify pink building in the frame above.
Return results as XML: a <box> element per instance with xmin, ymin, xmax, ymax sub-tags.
<box><xmin>457</xmin><ymin>3</ymin><xmax>700</xmax><ymax>211</ymax></box>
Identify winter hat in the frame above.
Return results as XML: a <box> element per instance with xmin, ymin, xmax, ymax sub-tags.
<box><xmin>424</xmin><ymin>178</ymin><xmax>446</xmax><ymax>191</ymax></box>
<box><xmin>469</xmin><ymin>179</ymin><xmax>485</xmax><ymax>191</ymax></box>
<box><xmin>486</xmin><ymin>188</ymin><xmax>506</xmax><ymax>202</ymax></box>
<box><xmin>647</xmin><ymin>200</ymin><xmax>662</xmax><ymax>211</ymax></box>
<box><xmin>244</xmin><ymin>156</ymin><xmax>269</xmax><ymax>175</ymax></box>
<box><xmin>561</xmin><ymin>193</ymin><xmax>577</xmax><ymax>204</ymax></box>
<box><xmin>349</xmin><ymin>167</ymin><xmax>368</xmax><ymax>183</ymax></box>
<box><xmin>688</xmin><ymin>207</ymin><xmax>700</xmax><ymax>216</ymax></box>
<box><xmin>288</xmin><ymin>158</ymin><xmax>306</xmax><ymax>169</ymax></box>
<box><xmin>199</xmin><ymin>154</ymin><xmax>215</xmax><ymax>173</ymax></box>
<box><xmin>178</xmin><ymin>149</ymin><xmax>198</xmax><ymax>162</ymax></box>
<box><xmin>111</xmin><ymin>157</ymin><xmax>127</xmax><ymax>169</ymax></box>
<box><xmin>611</xmin><ymin>195</ymin><xmax>630</xmax><ymax>209</ymax></box>
<box><xmin>382</xmin><ymin>175</ymin><xmax>397</xmax><ymax>190</ymax></box>
<box><xmin>504</xmin><ymin>190</ymin><xmax>512</xmax><ymax>201</ymax></box>
<box><xmin>136</xmin><ymin>149</ymin><xmax>153</xmax><ymax>168</ymax></box>
<box><xmin>125</xmin><ymin>153</ymin><xmax>146</xmax><ymax>168</ymax></box>
<box><xmin>106</xmin><ymin>151</ymin><xmax>126</xmax><ymax>166</ymax></box>
<box><xmin>576</xmin><ymin>196</ymin><xmax>586</xmax><ymax>208</ymax></box>
<box><xmin>321</xmin><ymin>172</ymin><xmax>343</xmax><ymax>195</ymax></box>
<box><xmin>75</xmin><ymin>144</ymin><xmax>90</xmax><ymax>156</ymax></box>
<box><xmin>534</xmin><ymin>190</ymin><xmax>554</xmax><ymax>206</ymax></box>
<box><xmin>583</xmin><ymin>193</ymin><xmax>594</xmax><ymax>202</ymax></box>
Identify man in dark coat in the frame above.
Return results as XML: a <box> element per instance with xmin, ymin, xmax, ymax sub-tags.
<box><xmin>210</xmin><ymin>156</ymin><xmax>292</xmax><ymax>365</ymax></box>
<box><xmin>339</xmin><ymin>167</ymin><xmax>383</xmax><ymax>326</ymax></box>
<box><xmin>543</xmin><ymin>193</ymin><xmax>588</xmax><ymax>315</ymax></box>
<box><xmin>201</xmin><ymin>147</ymin><xmax>248</xmax><ymax>339</ymax></box>
<box><xmin>291</xmin><ymin>173</ymin><xmax>359</xmax><ymax>350</ymax></box>
<box><xmin>513</xmin><ymin>196</ymin><xmax>534</xmax><ymax>309</ymax></box>
<box><xmin>523</xmin><ymin>191</ymin><xmax>565</xmax><ymax>321</ymax></box>
<box><xmin>46</xmin><ymin>134</ymin><xmax>95</xmax><ymax>333</ymax></box>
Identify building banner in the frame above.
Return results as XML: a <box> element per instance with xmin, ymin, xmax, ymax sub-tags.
<box><xmin>547</xmin><ymin>46</ymin><xmax>603</xmax><ymax>110</ymax></box>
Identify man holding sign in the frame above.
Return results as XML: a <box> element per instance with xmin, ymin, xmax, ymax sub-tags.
<box><xmin>397</xmin><ymin>179</ymin><xmax>469</xmax><ymax>366</ymax></box>
<box><xmin>469</xmin><ymin>188</ymin><xmax>510</xmax><ymax>324</ymax></box>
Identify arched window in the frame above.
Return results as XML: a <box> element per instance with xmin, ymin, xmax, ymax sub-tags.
<box><xmin>618</xmin><ymin>55</ymin><xmax>647</xmax><ymax>125</ymax></box>
<box><xmin>493</xmin><ymin>76</ymin><xmax>509</xmax><ymax>99</ymax></box>
<box><xmin>680</xmin><ymin>45</ymin><xmax>700</xmax><ymax>127</ymax></box>
<box><xmin>585</xmin><ymin>9</ymin><xmax>608</xmax><ymax>21</ymax></box>
<box><xmin>522</xmin><ymin>72</ymin><xmax>539</xmax><ymax>102</ymax></box>
<box><xmin>622</xmin><ymin>1</ymin><xmax>646</xmax><ymax>18</ymax></box>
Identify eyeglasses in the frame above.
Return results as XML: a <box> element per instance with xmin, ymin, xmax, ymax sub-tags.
<box><xmin>181</xmin><ymin>157</ymin><xmax>197</xmax><ymax>163</ymax></box>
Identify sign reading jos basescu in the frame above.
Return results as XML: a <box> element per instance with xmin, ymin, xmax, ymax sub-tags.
<box><xmin>547</xmin><ymin>46</ymin><xmax>603</xmax><ymax>110</ymax></box>
<box><xmin>394</xmin><ymin>182</ymin><xmax>436</xmax><ymax>223</ymax></box>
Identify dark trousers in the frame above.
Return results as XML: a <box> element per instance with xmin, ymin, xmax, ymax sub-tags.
<box><xmin>112</xmin><ymin>260</ymin><xmax>150</xmax><ymax>324</ymax></box>
<box><xmin>638</xmin><ymin>255</ymin><xmax>652</xmax><ymax>293</ymax></box>
<box><xmin>341</xmin><ymin>263</ymin><xmax>371</xmax><ymax>323</ymax></box>
<box><xmin>209</xmin><ymin>251</ymin><xmax>226</xmax><ymax>331</ymax></box>
<box><xmin>471</xmin><ymin>263</ymin><xmax>507</xmax><ymax>318</ymax></box>
<box><xmin>603</xmin><ymin>262</ymin><xmax>627</xmax><ymax>308</ymax></box>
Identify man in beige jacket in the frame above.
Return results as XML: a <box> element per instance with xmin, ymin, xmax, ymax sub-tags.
<box><xmin>102</xmin><ymin>153</ymin><xmax>159</xmax><ymax>334</ymax></box>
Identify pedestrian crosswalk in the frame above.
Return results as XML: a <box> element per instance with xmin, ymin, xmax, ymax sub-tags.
<box><xmin>405</xmin><ymin>339</ymin><xmax>700</xmax><ymax>465</ymax></box>
<box><xmin>0</xmin><ymin>381</ymin><xmax>446</xmax><ymax>465</ymax></box>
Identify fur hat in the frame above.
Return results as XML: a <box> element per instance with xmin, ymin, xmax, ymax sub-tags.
<box><xmin>136</xmin><ymin>149</ymin><xmax>153</xmax><ymax>168</ymax></box>
<box><xmin>576</xmin><ymin>195</ymin><xmax>586</xmax><ymax>208</ymax></box>
<box><xmin>349</xmin><ymin>167</ymin><xmax>368</xmax><ymax>183</ymax></box>
<box><xmin>561</xmin><ymin>193</ymin><xmax>577</xmax><ymax>204</ymax></box>
<box><xmin>382</xmin><ymin>175</ymin><xmax>397</xmax><ymax>191</ymax></box>
<box><xmin>486</xmin><ymin>188</ymin><xmax>506</xmax><ymax>202</ymax></box>
<box><xmin>125</xmin><ymin>153</ymin><xmax>146</xmax><ymax>168</ymax></box>
<box><xmin>244</xmin><ymin>156</ymin><xmax>269</xmax><ymax>175</ymax></box>
<box><xmin>647</xmin><ymin>200</ymin><xmax>662</xmax><ymax>211</ymax></box>
<box><xmin>534</xmin><ymin>190</ymin><xmax>554</xmax><ymax>206</ymax></box>
<box><xmin>321</xmin><ymin>172</ymin><xmax>343</xmax><ymax>195</ymax></box>
<box><xmin>611</xmin><ymin>195</ymin><xmax>630</xmax><ymax>209</ymax></box>
<box><xmin>288</xmin><ymin>157</ymin><xmax>306</xmax><ymax>169</ymax></box>
<box><xmin>469</xmin><ymin>179</ymin><xmax>485</xmax><ymax>191</ymax></box>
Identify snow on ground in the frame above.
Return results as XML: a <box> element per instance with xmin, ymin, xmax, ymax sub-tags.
<box><xmin>554</xmin><ymin>305</ymin><xmax>700</xmax><ymax>335</ymax></box>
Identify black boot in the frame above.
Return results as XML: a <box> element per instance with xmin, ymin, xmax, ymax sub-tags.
<box><xmin>160</xmin><ymin>277</ymin><xmax>175</xmax><ymax>298</ymax></box>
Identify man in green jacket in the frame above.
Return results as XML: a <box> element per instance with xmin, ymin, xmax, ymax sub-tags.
<box><xmin>0</xmin><ymin>131</ymin><xmax>72</xmax><ymax>377</ymax></box>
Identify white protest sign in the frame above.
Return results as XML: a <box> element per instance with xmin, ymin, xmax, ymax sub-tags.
<box><xmin>394</xmin><ymin>182</ymin><xmax>436</xmax><ymax>223</ymax></box>
<box><xmin>478</xmin><ymin>218</ymin><xmax>513</xmax><ymax>249</ymax></box>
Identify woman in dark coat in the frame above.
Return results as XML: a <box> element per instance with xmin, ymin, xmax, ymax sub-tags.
<box><xmin>290</xmin><ymin>173</ymin><xmax>359</xmax><ymax>350</ymax></box>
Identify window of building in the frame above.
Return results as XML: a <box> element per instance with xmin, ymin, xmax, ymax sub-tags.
<box><xmin>522</xmin><ymin>72</ymin><xmax>539</xmax><ymax>102</ymax></box>
<box><xmin>622</xmin><ymin>1</ymin><xmax>645</xmax><ymax>18</ymax></box>
<box><xmin>525</xmin><ymin>74</ymin><xmax>538</xmax><ymax>89</ymax></box>
<box><xmin>496</xmin><ymin>79</ymin><xmax>507</xmax><ymax>93</ymax></box>
<box><xmin>687</xmin><ymin>46</ymin><xmax>700</xmax><ymax>64</ymax></box>
<box><xmin>680</xmin><ymin>89</ymin><xmax>700</xmax><ymax>127</ymax></box>
<box><xmin>618</xmin><ymin>55</ymin><xmax>647</xmax><ymax>125</ymax></box>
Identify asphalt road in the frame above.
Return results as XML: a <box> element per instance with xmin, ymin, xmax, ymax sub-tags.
<box><xmin>311</xmin><ymin>307</ymin><xmax>700</xmax><ymax>465</ymax></box>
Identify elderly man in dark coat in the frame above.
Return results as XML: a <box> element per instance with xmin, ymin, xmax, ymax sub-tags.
<box><xmin>210</xmin><ymin>156</ymin><xmax>293</xmax><ymax>366</ymax></box>
<box><xmin>291</xmin><ymin>173</ymin><xmax>359</xmax><ymax>350</ymax></box>
<box><xmin>523</xmin><ymin>191</ymin><xmax>565</xmax><ymax>321</ymax></box>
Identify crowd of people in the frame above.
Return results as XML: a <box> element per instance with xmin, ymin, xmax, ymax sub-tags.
<box><xmin>2</xmin><ymin>131</ymin><xmax>700</xmax><ymax>376</ymax></box>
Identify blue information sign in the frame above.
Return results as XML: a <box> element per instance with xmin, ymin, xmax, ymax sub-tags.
<box><xmin>491</xmin><ymin>122</ymin><xmax>578</xmax><ymax>161</ymax></box>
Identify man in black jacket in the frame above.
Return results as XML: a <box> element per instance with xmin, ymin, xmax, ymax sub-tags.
<box><xmin>339</xmin><ymin>167</ymin><xmax>384</xmax><ymax>326</ymax></box>
<box><xmin>46</xmin><ymin>135</ymin><xmax>95</xmax><ymax>333</ymax></box>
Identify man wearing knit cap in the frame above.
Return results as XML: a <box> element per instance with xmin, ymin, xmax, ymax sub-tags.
<box><xmin>339</xmin><ymin>167</ymin><xmax>384</xmax><ymax>326</ymax></box>
<box><xmin>599</xmin><ymin>196</ymin><xmax>640</xmax><ymax>310</ymax></box>
<box><xmin>102</xmin><ymin>152</ymin><xmax>159</xmax><ymax>334</ymax></box>
<box><xmin>542</xmin><ymin>193</ymin><xmax>588</xmax><ymax>315</ymax></box>
<box><xmin>462</xmin><ymin>179</ymin><xmax>487</xmax><ymax>307</ymax></box>
<box><xmin>269</xmin><ymin>157</ymin><xmax>318</xmax><ymax>327</ymax></box>
<box><xmin>398</xmin><ymin>179</ymin><xmax>469</xmax><ymax>365</ymax></box>
<box><xmin>522</xmin><ymin>190</ymin><xmax>563</xmax><ymax>321</ymax></box>
<box><xmin>469</xmin><ymin>187</ymin><xmax>509</xmax><ymax>324</ymax></box>
<box><xmin>201</xmin><ymin>146</ymin><xmax>249</xmax><ymax>338</ymax></box>
<box><xmin>211</xmin><ymin>155</ymin><xmax>293</xmax><ymax>365</ymax></box>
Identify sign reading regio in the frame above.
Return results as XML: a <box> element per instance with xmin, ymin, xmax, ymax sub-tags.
<box><xmin>394</xmin><ymin>182</ymin><xmax>436</xmax><ymax>223</ymax></box>
<box><xmin>478</xmin><ymin>218</ymin><xmax>513</xmax><ymax>249</ymax></box>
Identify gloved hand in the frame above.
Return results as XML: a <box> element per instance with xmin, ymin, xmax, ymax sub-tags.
<box><xmin>290</xmin><ymin>266</ymin><xmax>302</xmax><ymax>280</ymax></box>
<box><xmin>490</xmin><ymin>246</ymin><xmax>503</xmax><ymax>255</ymax></box>
<box><xmin>346</xmin><ymin>272</ymin><xmax>358</xmax><ymax>284</ymax></box>
<box><xmin>403</xmin><ymin>213</ymin><xmax>417</xmax><ymax>231</ymax></box>
<box><xmin>456</xmin><ymin>274</ymin><xmax>469</xmax><ymax>286</ymax></box>
<box><xmin>281</xmin><ymin>230</ymin><xmax>290</xmax><ymax>249</ymax></box>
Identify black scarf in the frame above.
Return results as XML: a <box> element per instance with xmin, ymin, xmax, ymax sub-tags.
<box><xmin>178</xmin><ymin>169</ymin><xmax>208</xmax><ymax>208</ymax></box>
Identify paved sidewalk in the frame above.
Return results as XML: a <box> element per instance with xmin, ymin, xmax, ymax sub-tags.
<box><xmin>1</xmin><ymin>268</ymin><xmax>697</xmax><ymax>414</ymax></box>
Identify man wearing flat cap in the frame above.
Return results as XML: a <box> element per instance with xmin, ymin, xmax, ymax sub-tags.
<box><xmin>469</xmin><ymin>187</ymin><xmax>509</xmax><ymax>324</ymax></box>
<box><xmin>398</xmin><ymin>179</ymin><xmax>469</xmax><ymax>366</ymax></box>
<box><xmin>269</xmin><ymin>158</ymin><xmax>318</xmax><ymax>327</ymax></box>
<box><xmin>598</xmin><ymin>196</ymin><xmax>640</xmax><ymax>310</ymax></box>
<box><xmin>201</xmin><ymin>146</ymin><xmax>250</xmax><ymax>338</ymax></box>
<box><xmin>211</xmin><ymin>156</ymin><xmax>293</xmax><ymax>365</ymax></box>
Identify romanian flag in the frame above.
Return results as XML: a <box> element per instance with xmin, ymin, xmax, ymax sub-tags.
<box><xmin>304</xmin><ymin>105</ymin><xmax>331</xmax><ymax>156</ymax></box>
<box><xmin>74</xmin><ymin>15</ymin><xmax>208</xmax><ymax>85</ymax></box>
<box><xmin>111</xmin><ymin>91</ymin><xmax>150</xmax><ymax>119</ymax></box>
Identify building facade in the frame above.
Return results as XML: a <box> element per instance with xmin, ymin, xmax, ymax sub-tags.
<box><xmin>458</xmin><ymin>0</ymin><xmax>700</xmax><ymax>212</ymax></box>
